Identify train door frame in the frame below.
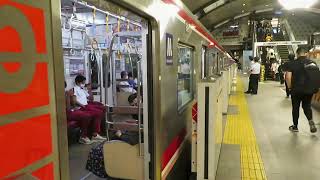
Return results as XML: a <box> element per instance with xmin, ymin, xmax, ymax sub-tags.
<box><xmin>49</xmin><ymin>0</ymin><xmax>161</xmax><ymax>179</ymax></box>
<box><xmin>51</xmin><ymin>0</ymin><xmax>70</xmax><ymax>179</ymax></box>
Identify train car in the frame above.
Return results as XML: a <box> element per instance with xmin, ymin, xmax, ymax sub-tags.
<box><xmin>0</xmin><ymin>0</ymin><xmax>234</xmax><ymax>179</ymax></box>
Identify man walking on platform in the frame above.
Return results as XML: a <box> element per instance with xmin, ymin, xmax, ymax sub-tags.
<box><xmin>283</xmin><ymin>54</ymin><xmax>295</xmax><ymax>98</ymax></box>
<box><xmin>245</xmin><ymin>57</ymin><xmax>261</xmax><ymax>95</ymax></box>
<box><xmin>286</xmin><ymin>47</ymin><xmax>318</xmax><ymax>133</ymax></box>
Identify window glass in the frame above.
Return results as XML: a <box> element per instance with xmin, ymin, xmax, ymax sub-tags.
<box><xmin>206</xmin><ymin>50</ymin><xmax>217</xmax><ymax>77</ymax></box>
<box><xmin>201</xmin><ymin>47</ymin><xmax>206</xmax><ymax>79</ymax></box>
<box><xmin>177</xmin><ymin>44</ymin><xmax>193</xmax><ymax>110</ymax></box>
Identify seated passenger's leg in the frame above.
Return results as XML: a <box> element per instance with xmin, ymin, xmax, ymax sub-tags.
<box><xmin>68</xmin><ymin>110</ymin><xmax>94</xmax><ymax>144</ymax></box>
<box><xmin>88</xmin><ymin>102</ymin><xmax>106</xmax><ymax>112</ymax></box>
<box><xmin>84</xmin><ymin>109</ymin><xmax>107</xmax><ymax>141</ymax></box>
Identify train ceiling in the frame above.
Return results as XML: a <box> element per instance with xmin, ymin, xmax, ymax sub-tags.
<box><xmin>181</xmin><ymin>0</ymin><xmax>320</xmax><ymax>31</ymax></box>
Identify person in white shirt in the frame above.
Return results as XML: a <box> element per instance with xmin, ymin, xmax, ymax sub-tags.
<box><xmin>119</xmin><ymin>71</ymin><xmax>136</xmax><ymax>93</ymax></box>
<box><xmin>246</xmin><ymin>56</ymin><xmax>254</xmax><ymax>93</ymax></box>
<box><xmin>267</xmin><ymin>48</ymin><xmax>275</xmax><ymax>60</ymax></box>
<box><xmin>73</xmin><ymin>75</ymin><xmax>107</xmax><ymax>144</ymax></box>
<box><xmin>245</xmin><ymin>57</ymin><xmax>261</xmax><ymax>95</ymax></box>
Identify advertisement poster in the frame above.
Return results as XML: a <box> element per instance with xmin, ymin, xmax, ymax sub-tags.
<box><xmin>166</xmin><ymin>33</ymin><xmax>173</xmax><ymax>65</ymax></box>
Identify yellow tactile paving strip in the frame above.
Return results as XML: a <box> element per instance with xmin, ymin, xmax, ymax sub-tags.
<box><xmin>223</xmin><ymin>77</ymin><xmax>267</xmax><ymax>180</ymax></box>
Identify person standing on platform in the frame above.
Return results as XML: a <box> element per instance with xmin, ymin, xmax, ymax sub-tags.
<box><xmin>245</xmin><ymin>57</ymin><xmax>261</xmax><ymax>95</ymax></box>
<box><xmin>245</xmin><ymin>56</ymin><xmax>254</xmax><ymax>93</ymax></box>
<box><xmin>286</xmin><ymin>47</ymin><xmax>318</xmax><ymax>133</ymax></box>
<box><xmin>278</xmin><ymin>62</ymin><xmax>285</xmax><ymax>85</ymax></box>
<box><xmin>282</xmin><ymin>54</ymin><xmax>295</xmax><ymax>98</ymax></box>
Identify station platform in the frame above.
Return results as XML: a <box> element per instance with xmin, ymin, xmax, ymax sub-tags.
<box><xmin>216</xmin><ymin>77</ymin><xmax>320</xmax><ymax>180</ymax></box>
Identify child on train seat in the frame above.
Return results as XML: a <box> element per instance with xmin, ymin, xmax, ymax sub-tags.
<box><xmin>119</xmin><ymin>71</ymin><xmax>136</xmax><ymax>93</ymax></box>
<box><xmin>65</xmin><ymin>81</ymin><xmax>106</xmax><ymax>144</ymax></box>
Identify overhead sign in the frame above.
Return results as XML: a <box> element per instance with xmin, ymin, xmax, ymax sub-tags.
<box><xmin>255</xmin><ymin>41</ymin><xmax>308</xmax><ymax>46</ymax></box>
<box><xmin>166</xmin><ymin>33</ymin><xmax>173</xmax><ymax>65</ymax></box>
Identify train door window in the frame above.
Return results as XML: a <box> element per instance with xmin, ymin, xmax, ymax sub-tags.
<box><xmin>206</xmin><ymin>49</ymin><xmax>217</xmax><ymax>77</ymax></box>
<box><xmin>201</xmin><ymin>46</ymin><xmax>207</xmax><ymax>79</ymax></box>
<box><xmin>177</xmin><ymin>44</ymin><xmax>194</xmax><ymax>110</ymax></box>
<box><xmin>60</xmin><ymin>1</ymin><xmax>151</xmax><ymax>179</ymax></box>
<box><xmin>216</xmin><ymin>52</ymin><xmax>221</xmax><ymax>74</ymax></box>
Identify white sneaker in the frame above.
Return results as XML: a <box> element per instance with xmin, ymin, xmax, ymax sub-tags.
<box><xmin>79</xmin><ymin>137</ymin><xmax>93</xmax><ymax>145</ymax></box>
<box><xmin>115</xmin><ymin>130</ymin><xmax>122</xmax><ymax>137</ymax></box>
<box><xmin>92</xmin><ymin>134</ymin><xmax>107</xmax><ymax>141</ymax></box>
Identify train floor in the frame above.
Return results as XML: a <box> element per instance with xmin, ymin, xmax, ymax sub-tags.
<box><xmin>216</xmin><ymin>76</ymin><xmax>320</xmax><ymax>180</ymax></box>
<box><xmin>69</xmin><ymin>143</ymin><xmax>105</xmax><ymax>180</ymax></box>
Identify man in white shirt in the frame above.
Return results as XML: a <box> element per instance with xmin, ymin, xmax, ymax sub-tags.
<box><xmin>245</xmin><ymin>57</ymin><xmax>261</xmax><ymax>95</ymax></box>
<box><xmin>245</xmin><ymin>56</ymin><xmax>254</xmax><ymax>93</ymax></box>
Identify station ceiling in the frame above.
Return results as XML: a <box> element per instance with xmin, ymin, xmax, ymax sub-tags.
<box><xmin>181</xmin><ymin>0</ymin><xmax>320</xmax><ymax>31</ymax></box>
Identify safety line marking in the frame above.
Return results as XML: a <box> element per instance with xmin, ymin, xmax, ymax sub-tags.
<box><xmin>280</xmin><ymin>88</ymin><xmax>286</xmax><ymax>94</ymax></box>
<box><xmin>79</xmin><ymin>172</ymin><xmax>92</xmax><ymax>180</ymax></box>
<box><xmin>223</xmin><ymin>77</ymin><xmax>267</xmax><ymax>180</ymax></box>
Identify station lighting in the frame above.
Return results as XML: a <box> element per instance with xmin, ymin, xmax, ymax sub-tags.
<box><xmin>278</xmin><ymin>0</ymin><xmax>317</xmax><ymax>10</ymax></box>
<box><xmin>147</xmin><ymin>2</ymin><xmax>179</xmax><ymax>37</ymax></box>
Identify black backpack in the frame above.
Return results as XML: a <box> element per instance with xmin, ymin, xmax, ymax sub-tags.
<box><xmin>302</xmin><ymin>60</ymin><xmax>320</xmax><ymax>94</ymax></box>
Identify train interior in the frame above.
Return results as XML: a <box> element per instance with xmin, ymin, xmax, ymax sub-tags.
<box><xmin>60</xmin><ymin>0</ymin><xmax>149</xmax><ymax>179</ymax></box>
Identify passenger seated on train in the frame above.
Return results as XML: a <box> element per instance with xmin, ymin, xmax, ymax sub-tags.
<box><xmin>119</xmin><ymin>71</ymin><xmax>136</xmax><ymax>93</ymax></box>
<box><xmin>128</xmin><ymin>93</ymin><xmax>144</xmax><ymax>122</ymax></box>
<box><xmin>65</xmin><ymin>81</ymin><xmax>106</xmax><ymax>144</ymax></box>
<box><xmin>128</xmin><ymin>71</ymin><xmax>137</xmax><ymax>89</ymax></box>
<box><xmin>74</xmin><ymin>75</ymin><xmax>106</xmax><ymax>113</ymax></box>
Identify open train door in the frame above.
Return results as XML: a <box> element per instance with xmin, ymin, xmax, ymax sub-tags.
<box><xmin>0</xmin><ymin>0</ymin><xmax>68</xmax><ymax>179</ymax></box>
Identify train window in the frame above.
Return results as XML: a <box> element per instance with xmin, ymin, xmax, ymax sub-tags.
<box><xmin>177</xmin><ymin>44</ymin><xmax>194</xmax><ymax>110</ymax></box>
<box><xmin>201</xmin><ymin>46</ymin><xmax>207</xmax><ymax>79</ymax></box>
<box><xmin>205</xmin><ymin>49</ymin><xmax>217</xmax><ymax>78</ymax></box>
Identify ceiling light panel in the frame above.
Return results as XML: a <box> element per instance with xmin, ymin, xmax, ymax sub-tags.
<box><xmin>204</xmin><ymin>0</ymin><xmax>227</xmax><ymax>13</ymax></box>
<box><xmin>278</xmin><ymin>0</ymin><xmax>317</xmax><ymax>10</ymax></box>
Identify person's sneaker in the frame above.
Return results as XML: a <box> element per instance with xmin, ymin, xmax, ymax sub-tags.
<box><xmin>79</xmin><ymin>137</ymin><xmax>93</xmax><ymax>145</ymax></box>
<box><xmin>92</xmin><ymin>134</ymin><xmax>107</xmax><ymax>141</ymax></box>
<box><xmin>289</xmin><ymin>125</ymin><xmax>299</xmax><ymax>132</ymax></box>
<box><xmin>115</xmin><ymin>130</ymin><xmax>122</xmax><ymax>138</ymax></box>
<box><xmin>245</xmin><ymin>91</ymin><xmax>251</xmax><ymax>94</ymax></box>
<box><xmin>309</xmin><ymin>120</ymin><xmax>317</xmax><ymax>133</ymax></box>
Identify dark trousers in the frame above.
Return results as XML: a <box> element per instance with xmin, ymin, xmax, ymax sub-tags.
<box><xmin>249</xmin><ymin>74</ymin><xmax>259</xmax><ymax>94</ymax></box>
<box><xmin>285</xmin><ymin>81</ymin><xmax>290</xmax><ymax>97</ymax></box>
<box><xmin>247</xmin><ymin>77</ymin><xmax>253</xmax><ymax>92</ymax></box>
<box><xmin>291</xmin><ymin>93</ymin><xmax>313</xmax><ymax>127</ymax></box>
<box><xmin>279</xmin><ymin>73</ymin><xmax>284</xmax><ymax>84</ymax></box>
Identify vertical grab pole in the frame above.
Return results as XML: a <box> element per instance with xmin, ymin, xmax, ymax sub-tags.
<box><xmin>105</xmin><ymin>34</ymin><xmax>117</xmax><ymax>141</ymax></box>
<box><xmin>98</xmin><ymin>52</ymin><xmax>103</xmax><ymax>103</ymax></box>
<box><xmin>127</xmin><ymin>44</ymin><xmax>134</xmax><ymax>75</ymax></box>
<box><xmin>137</xmin><ymin>61</ymin><xmax>143</xmax><ymax>157</ymax></box>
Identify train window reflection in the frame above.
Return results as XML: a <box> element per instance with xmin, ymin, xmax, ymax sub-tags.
<box><xmin>177</xmin><ymin>44</ymin><xmax>193</xmax><ymax>110</ymax></box>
